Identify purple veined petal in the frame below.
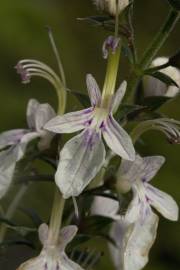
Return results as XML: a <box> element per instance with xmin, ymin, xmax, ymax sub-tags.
<box><xmin>102</xmin><ymin>115</ymin><xmax>135</xmax><ymax>161</ymax></box>
<box><xmin>59</xmin><ymin>225</ymin><xmax>78</xmax><ymax>251</ymax></box>
<box><xmin>0</xmin><ymin>129</ymin><xmax>28</xmax><ymax>150</ymax></box>
<box><xmin>110</xmin><ymin>81</ymin><xmax>127</xmax><ymax>113</ymax></box>
<box><xmin>55</xmin><ymin>129</ymin><xmax>106</xmax><ymax>198</ymax></box>
<box><xmin>44</xmin><ymin>108</ymin><xmax>94</xmax><ymax>134</ymax></box>
<box><xmin>35</xmin><ymin>103</ymin><xmax>56</xmax><ymax>132</ymax></box>
<box><xmin>119</xmin><ymin>155</ymin><xmax>165</xmax><ymax>184</ymax></box>
<box><xmin>141</xmin><ymin>156</ymin><xmax>165</xmax><ymax>182</ymax></box>
<box><xmin>86</xmin><ymin>74</ymin><xmax>101</xmax><ymax>106</ymax></box>
<box><xmin>26</xmin><ymin>99</ymin><xmax>40</xmax><ymax>129</ymax></box>
<box><xmin>146</xmin><ymin>183</ymin><xmax>179</xmax><ymax>221</ymax></box>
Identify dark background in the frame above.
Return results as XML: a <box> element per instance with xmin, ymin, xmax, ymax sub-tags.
<box><xmin>0</xmin><ymin>0</ymin><xmax>179</xmax><ymax>269</ymax></box>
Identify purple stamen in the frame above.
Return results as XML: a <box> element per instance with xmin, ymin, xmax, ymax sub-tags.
<box><xmin>15</xmin><ymin>62</ymin><xmax>31</xmax><ymax>83</ymax></box>
<box><xmin>102</xmin><ymin>36</ymin><xmax>120</xmax><ymax>59</ymax></box>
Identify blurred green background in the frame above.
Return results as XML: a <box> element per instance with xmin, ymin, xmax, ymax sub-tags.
<box><xmin>0</xmin><ymin>0</ymin><xmax>179</xmax><ymax>269</ymax></box>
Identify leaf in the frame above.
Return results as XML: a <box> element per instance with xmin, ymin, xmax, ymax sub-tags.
<box><xmin>116</xmin><ymin>104</ymin><xmax>146</xmax><ymax>122</ymax></box>
<box><xmin>19</xmin><ymin>207</ymin><xmax>43</xmax><ymax>227</ymax></box>
<box><xmin>169</xmin><ymin>49</ymin><xmax>180</xmax><ymax>68</ymax></box>
<box><xmin>140</xmin><ymin>96</ymin><xmax>171</xmax><ymax>111</ymax></box>
<box><xmin>0</xmin><ymin>217</ymin><xmax>16</xmax><ymax>227</ymax></box>
<box><xmin>0</xmin><ymin>216</ymin><xmax>37</xmax><ymax>236</ymax></box>
<box><xmin>5</xmin><ymin>225</ymin><xmax>36</xmax><ymax>236</ymax></box>
<box><xmin>167</xmin><ymin>0</ymin><xmax>180</xmax><ymax>10</ymax></box>
<box><xmin>145</xmin><ymin>71</ymin><xmax>179</xmax><ymax>87</ymax></box>
<box><xmin>83</xmin><ymin>216</ymin><xmax>113</xmax><ymax>235</ymax></box>
<box><xmin>67</xmin><ymin>89</ymin><xmax>90</xmax><ymax>107</ymax></box>
<box><xmin>77</xmin><ymin>15</ymin><xmax>115</xmax><ymax>32</ymax></box>
<box><xmin>0</xmin><ymin>239</ymin><xmax>34</xmax><ymax>248</ymax></box>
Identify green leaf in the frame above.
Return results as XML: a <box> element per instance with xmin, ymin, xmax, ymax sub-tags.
<box><xmin>116</xmin><ymin>104</ymin><xmax>146</xmax><ymax>122</ymax></box>
<box><xmin>67</xmin><ymin>89</ymin><xmax>90</xmax><ymax>107</ymax></box>
<box><xmin>83</xmin><ymin>216</ymin><xmax>113</xmax><ymax>235</ymax></box>
<box><xmin>140</xmin><ymin>96</ymin><xmax>171</xmax><ymax>111</ymax></box>
<box><xmin>167</xmin><ymin>0</ymin><xmax>180</xmax><ymax>10</ymax></box>
<box><xmin>145</xmin><ymin>71</ymin><xmax>179</xmax><ymax>87</ymax></box>
<box><xmin>19</xmin><ymin>207</ymin><xmax>43</xmax><ymax>227</ymax></box>
<box><xmin>0</xmin><ymin>239</ymin><xmax>34</xmax><ymax>248</ymax></box>
<box><xmin>0</xmin><ymin>216</ymin><xmax>37</xmax><ymax>236</ymax></box>
<box><xmin>169</xmin><ymin>49</ymin><xmax>180</xmax><ymax>68</ymax></box>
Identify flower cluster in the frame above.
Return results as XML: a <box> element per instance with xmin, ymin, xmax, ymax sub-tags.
<box><xmin>0</xmin><ymin>1</ymin><xmax>179</xmax><ymax>270</ymax></box>
<box><xmin>0</xmin><ymin>99</ymin><xmax>55</xmax><ymax>198</ymax></box>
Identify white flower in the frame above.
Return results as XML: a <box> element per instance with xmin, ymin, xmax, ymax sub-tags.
<box><xmin>17</xmin><ymin>224</ymin><xmax>84</xmax><ymax>270</ymax></box>
<box><xmin>45</xmin><ymin>74</ymin><xmax>135</xmax><ymax>198</ymax></box>
<box><xmin>91</xmin><ymin>196</ymin><xmax>159</xmax><ymax>270</ymax></box>
<box><xmin>0</xmin><ymin>99</ymin><xmax>55</xmax><ymax>198</ymax></box>
<box><xmin>144</xmin><ymin>57</ymin><xmax>180</xmax><ymax>97</ymax></box>
<box><xmin>91</xmin><ymin>195</ymin><xmax>120</xmax><ymax>220</ymax></box>
<box><xmin>118</xmin><ymin>155</ymin><xmax>179</xmax><ymax>222</ymax></box>
<box><xmin>94</xmin><ymin>0</ymin><xmax>129</xmax><ymax>16</ymax></box>
<box><xmin>109</xmin><ymin>211</ymin><xmax>159</xmax><ymax>270</ymax></box>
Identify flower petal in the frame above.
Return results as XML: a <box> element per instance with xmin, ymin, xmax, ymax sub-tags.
<box><xmin>38</xmin><ymin>223</ymin><xmax>49</xmax><ymax>245</ymax></box>
<box><xmin>60</xmin><ymin>253</ymin><xmax>85</xmax><ymax>270</ymax></box>
<box><xmin>35</xmin><ymin>103</ymin><xmax>56</xmax><ymax>132</ymax></box>
<box><xmin>109</xmin><ymin>212</ymin><xmax>158</xmax><ymax>270</ymax></box>
<box><xmin>91</xmin><ymin>196</ymin><xmax>120</xmax><ymax>220</ymax></box>
<box><xmin>124</xmin><ymin>212</ymin><xmax>159</xmax><ymax>270</ymax></box>
<box><xmin>111</xmin><ymin>81</ymin><xmax>127</xmax><ymax>113</ymax></box>
<box><xmin>26</xmin><ymin>99</ymin><xmax>40</xmax><ymax>129</ymax></box>
<box><xmin>44</xmin><ymin>108</ymin><xmax>93</xmax><ymax>134</ymax></box>
<box><xmin>0</xmin><ymin>129</ymin><xmax>28</xmax><ymax>150</ymax></box>
<box><xmin>17</xmin><ymin>132</ymin><xmax>40</xmax><ymax>160</ymax></box>
<box><xmin>86</xmin><ymin>74</ymin><xmax>101</xmax><ymax>106</ymax></box>
<box><xmin>103</xmin><ymin>115</ymin><xmax>135</xmax><ymax>161</ymax></box>
<box><xmin>125</xmin><ymin>190</ymin><xmax>141</xmax><ymax>223</ymax></box>
<box><xmin>119</xmin><ymin>155</ymin><xmax>165</xmax><ymax>183</ymax></box>
<box><xmin>146</xmin><ymin>184</ymin><xmax>179</xmax><ymax>221</ymax></box>
<box><xmin>55</xmin><ymin>129</ymin><xmax>106</xmax><ymax>198</ymax></box>
<box><xmin>59</xmin><ymin>225</ymin><xmax>78</xmax><ymax>251</ymax></box>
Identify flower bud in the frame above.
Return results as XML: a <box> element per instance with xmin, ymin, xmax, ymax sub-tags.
<box><xmin>94</xmin><ymin>0</ymin><xmax>129</xmax><ymax>16</ymax></box>
<box><xmin>143</xmin><ymin>57</ymin><xmax>180</xmax><ymax>97</ymax></box>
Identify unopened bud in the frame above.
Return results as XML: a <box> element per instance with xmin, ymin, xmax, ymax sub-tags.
<box><xmin>144</xmin><ymin>57</ymin><xmax>180</xmax><ymax>98</ymax></box>
<box><xmin>94</xmin><ymin>0</ymin><xmax>129</xmax><ymax>16</ymax></box>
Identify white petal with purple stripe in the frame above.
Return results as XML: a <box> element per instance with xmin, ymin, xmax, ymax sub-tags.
<box><xmin>56</xmin><ymin>129</ymin><xmax>106</xmax><ymax>198</ymax></box>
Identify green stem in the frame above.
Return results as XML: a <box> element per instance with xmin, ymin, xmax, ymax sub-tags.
<box><xmin>48</xmin><ymin>188</ymin><xmax>65</xmax><ymax>245</ymax></box>
<box><xmin>0</xmin><ymin>184</ymin><xmax>28</xmax><ymax>242</ymax></box>
<box><xmin>101</xmin><ymin>46</ymin><xmax>121</xmax><ymax>108</ymax></box>
<box><xmin>125</xmin><ymin>8</ymin><xmax>180</xmax><ymax>103</ymax></box>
